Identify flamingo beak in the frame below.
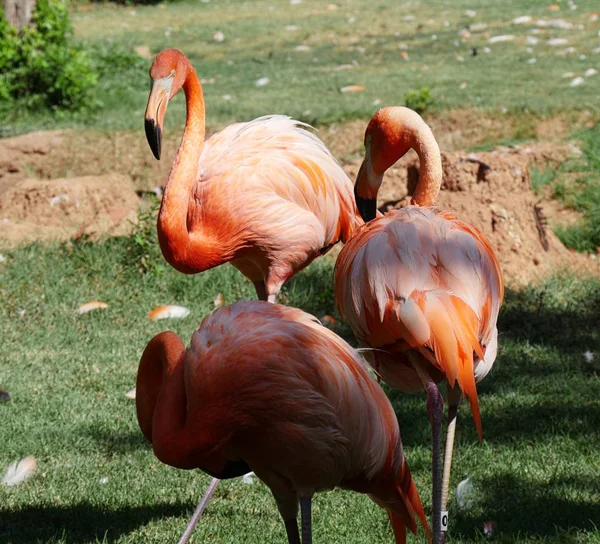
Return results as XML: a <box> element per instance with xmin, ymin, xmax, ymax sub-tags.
<box><xmin>354</xmin><ymin>160</ymin><xmax>377</xmax><ymax>222</ymax></box>
<box><xmin>144</xmin><ymin>76</ymin><xmax>173</xmax><ymax>160</ymax></box>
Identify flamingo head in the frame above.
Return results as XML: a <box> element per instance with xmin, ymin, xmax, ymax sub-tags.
<box><xmin>354</xmin><ymin>106</ymin><xmax>441</xmax><ymax>216</ymax></box>
<box><xmin>144</xmin><ymin>49</ymin><xmax>189</xmax><ymax>160</ymax></box>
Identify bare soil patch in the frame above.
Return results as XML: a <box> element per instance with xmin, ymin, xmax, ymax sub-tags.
<box><xmin>0</xmin><ymin>174</ymin><xmax>139</xmax><ymax>249</ymax></box>
<box><xmin>0</xmin><ymin>115</ymin><xmax>597</xmax><ymax>284</ymax></box>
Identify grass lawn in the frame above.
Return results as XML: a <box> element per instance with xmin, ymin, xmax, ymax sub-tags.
<box><xmin>0</xmin><ymin>214</ymin><xmax>599</xmax><ymax>544</ymax></box>
<box><xmin>3</xmin><ymin>0</ymin><xmax>600</xmax><ymax>135</ymax></box>
<box><xmin>1</xmin><ymin>0</ymin><xmax>600</xmax><ymax>542</ymax></box>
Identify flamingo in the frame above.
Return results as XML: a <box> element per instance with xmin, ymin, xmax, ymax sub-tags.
<box><xmin>136</xmin><ymin>300</ymin><xmax>430</xmax><ymax>544</ymax></box>
<box><xmin>144</xmin><ymin>48</ymin><xmax>362</xmax><ymax>303</ymax></box>
<box><xmin>334</xmin><ymin>107</ymin><xmax>504</xmax><ymax>544</ymax></box>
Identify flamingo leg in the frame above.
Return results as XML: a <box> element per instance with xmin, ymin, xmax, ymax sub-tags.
<box><xmin>411</xmin><ymin>356</ymin><xmax>443</xmax><ymax>544</ymax></box>
<box><xmin>253</xmin><ymin>280</ymin><xmax>268</xmax><ymax>301</ymax></box>
<box><xmin>425</xmin><ymin>380</ymin><xmax>444</xmax><ymax>544</ymax></box>
<box><xmin>300</xmin><ymin>497</ymin><xmax>313</xmax><ymax>544</ymax></box>
<box><xmin>284</xmin><ymin>518</ymin><xmax>301</xmax><ymax>544</ymax></box>
<box><xmin>177</xmin><ymin>477</ymin><xmax>220</xmax><ymax>544</ymax></box>
<box><xmin>440</xmin><ymin>385</ymin><xmax>461</xmax><ymax>543</ymax></box>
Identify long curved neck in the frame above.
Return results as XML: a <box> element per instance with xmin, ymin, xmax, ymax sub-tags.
<box><xmin>157</xmin><ymin>66</ymin><xmax>225</xmax><ymax>272</ymax></box>
<box><xmin>137</xmin><ymin>332</ymin><xmax>220</xmax><ymax>470</ymax></box>
<box><xmin>408</xmin><ymin>128</ymin><xmax>442</xmax><ymax>207</ymax></box>
<box><xmin>136</xmin><ymin>332</ymin><xmax>189</xmax><ymax>465</ymax></box>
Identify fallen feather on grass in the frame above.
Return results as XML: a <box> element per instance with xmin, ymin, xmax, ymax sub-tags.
<box><xmin>321</xmin><ymin>315</ymin><xmax>337</xmax><ymax>327</ymax></box>
<box><xmin>213</xmin><ymin>31</ymin><xmax>225</xmax><ymax>42</ymax></box>
<box><xmin>99</xmin><ymin>476</ymin><xmax>109</xmax><ymax>484</ymax></box>
<box><xmin>584</xmin><ymin>350</ymin><xmax>595</xmax><ymax>362</ymax></box>
<box><xmin>527</xmin><ymin>57</ymin><xmax>537</xmax><ymax>63</ymax></box>
<box><xmin>0</xmin><ymin>254</ymin><xmax>5</xmax><ymax>263</ymax></box>
<box><xmin>526</xmin><ymin>36</ymin><xmax>539</xmax><ymax>45</ymax></box>
<box><xmin>125</xmin><ymin>388</ymin><xmax>136</xmax><ymax>399</ymax></box>
<box><xmin>77</xmin><ymin>301</ymin><xmax>108</xmax><ymax>315</ymax></box>
<box><xmin>464</xmin><ymin>9</ymin><xmax>477</xmax><ymax>18</ymax></box>
<box><xmin>483</xmin><ymin>521</ymin><xmax>496</xmax><ymax>537</ymax></box>
<box><xmin>584</xmin><ymin>68</ymin><xmax>598</xmax><ymax>77</ymax></box>
<box><xmin>2</xmin><ymin>456</ymin><xmax>36</xmax><ymax>487</ymax></box>
<box><xmin>548</xmin><ymin>38</ymin><xmax>568</xmax><ymax>46</ymax></box>
<box><xmin>214</xmin><ymin>293</ymin><xmax>224</xmax><ymax>308</ymax></box>
<box><xmin>489</xmin><ymin>35</ymin><xmax>514</xmax><ymax>43</ymax></box>
<box><xmin>242</xmin><ymin>472</ymin><xmax>256</xmax><ymax>484</ymax></box>
<box><xmin>340</xmin><ymin>85</ymin><xmax>365</xmax><ymax>93</ymax></box>
<box><xmin>456</xmin><ymin>477</ymin><xmax>476</xmax><ymax>509</ymax></box>
<box><xmin>294</xmin><ymin>45</ymin><xmax>311</xmax><ymax>51</ymax></box>
<box><xmin>148</xmin><ymin>305</ymin><xmax>191</xmax><ymax>321</ymax></box>
<box><xmin>255</xmin><ymin>77</ymin><xmax>270</xmax><ymax>87</ymax></box>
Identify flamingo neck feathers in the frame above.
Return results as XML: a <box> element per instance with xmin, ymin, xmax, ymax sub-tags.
<box><xmin>136</xmin><ymin>333</ymin><xmax>218</xmax><ymax>470</ymax></box>
<box><xmin>157</xmin><ymin>60</ymin><xmax>227</xmax><ymax>274</ymax></box>
<box><xmin>365</xmin><ymin>106</ymin><xmax>442</xmax><ymax>209</ymax></box>
<box><xmin>407</xmin><ymin>121</ymin><xmax>442</xmax><ymax>207</ymax></box>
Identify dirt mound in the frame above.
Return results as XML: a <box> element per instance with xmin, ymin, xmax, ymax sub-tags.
<box><xmin>342</xmin><ymin>148</ymin><xmax>598</xmax><ymax>286</ymax></box>
<box><xmin>0</xmin><ymin>174</ymin><xmax>139</xmax><ymax>249</ymax></box>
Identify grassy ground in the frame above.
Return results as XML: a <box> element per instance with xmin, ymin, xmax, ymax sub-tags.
<box><xmin>1</xmin><ymin>0</ymin><xmax>599</xmax><ymax>542</ymax></box>
<box><xmin>3</xmin><ymin>0</ymin><xmax>600</xmax><ymax>134</ymax></box>
<box><xmin>0</xmin><ymin>213</ymin><xmax>599</xmax><ymax>544</ymax></box>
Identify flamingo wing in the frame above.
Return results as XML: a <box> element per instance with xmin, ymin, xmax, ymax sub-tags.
<box><xmin>335</xmin><ymin>206</ymin><xmax>503</xmax><ymax>438</ymax></box>
<box><xmin>195</xmin><ymin>115</ymin><xmax>362</xmax><ymax>247</ymax></box>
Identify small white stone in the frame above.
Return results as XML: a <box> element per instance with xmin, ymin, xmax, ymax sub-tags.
<box><xmin>213</xmin><ymin>31</ymin><xmax>225</xmax><ymax>42</ymax></box>
<box><xmin>464</xmin><ymin>9</ymin><xmax>477</xmax><ymax>18</ymax></box>
<box><xmin>527</xmin><ymin>58</ymin><xmax>537</xmax><ymax>64</ymax></box>
<box><xmin>513</xmin><ymin>15</ymin><xmax>532</xmax><ymax>24</ymax></box>
<box><xmin>489</xmin><ymin>35</ymin><xmax>515</xmax><ymax>43</ymax></box>
<box><xmin>222</xmin><ymin>94</ymin><xmax>232</xmax><ymax>101</ymax></box>
<box><xmin>570</xmin><ymin>76</ymin><xmax>584</xmax><ymax>87</ymax></box>
<box><xmin>255</xmin><ymin>77</ymin><xmax>270</xmax><ymax>87</ymax></box>
<box><xmin>584</xmin><ymin>68</ymin><xmax>598</xmax><ymax>77</ymax></box>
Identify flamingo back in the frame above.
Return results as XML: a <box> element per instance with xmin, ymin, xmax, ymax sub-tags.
<box><xmin>195</xmin><ymin>116</ymin><xmax>362</xmax><ymax>247</ymax></box>
<box><xmin>185</xmin><ymin>300</ymin><xmax>427</xmax><ymax>539</ymax></box>
<box><xmin>335</xmin><ymin>206</ymin><xmax>503</xmax><ymax>438</ymax></box>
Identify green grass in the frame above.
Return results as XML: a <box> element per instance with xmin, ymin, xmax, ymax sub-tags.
<box><xmin>530</xmin><ymin>123</ymin><xmax>600</xmax><ymax>253</ymax></box>
<box><xmin>0</xmin><ymin>218</ymin><xmax>599</xmax><ymax>543</ymax></box>
<box><xmin>3</xmin><ymin>0</ymin><xmax>600</xmax><ymax>135</ymax></box>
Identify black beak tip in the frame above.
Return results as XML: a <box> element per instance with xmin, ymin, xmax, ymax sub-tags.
<box><xmin>145</xmin><ymin>118</ymin><xmax>162</xmax><ymax>160</ymax></box>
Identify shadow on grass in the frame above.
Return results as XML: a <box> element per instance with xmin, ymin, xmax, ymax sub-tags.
<box><xmin>84</xmin><ymin>427</ymin><xmax>149</xmax><ymax>455</ymax></box>
<box><xmin>0</xmin><ymin>502</ymin><xmax>190</xmax><ymax>544</ymax></box>
<box><xmin>499</xmin><ymin>284</ymin><xmax>600</xmax><ymax>352</ymax></box>
<box><xmin>452</xmin><ymin>473</ymin><xmax>600</xmax><ymax>540</ymax></box>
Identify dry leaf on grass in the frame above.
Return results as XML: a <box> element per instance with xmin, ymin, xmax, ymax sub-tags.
<box><xmin>2</xmin><ymin>456</ymin><xmax>36</xmax><ymax>487</ymax></box>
